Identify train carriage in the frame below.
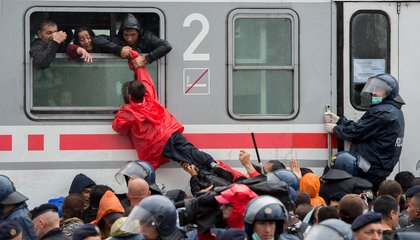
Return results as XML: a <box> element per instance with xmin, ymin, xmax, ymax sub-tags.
<box><xmin>0</xmin><ymin>0</ymin><xmax>419</xmax><ymax>207</ymax></box>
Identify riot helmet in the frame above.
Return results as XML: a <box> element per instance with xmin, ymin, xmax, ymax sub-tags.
<box><xmin>244</xmin><ymin>195</ymin><xmax>288</xmax><ymax>240</ymax></box>
<box><xmin>122</xmin><ymin>195</ymin><xmax>184</xmax><ymax>240</ymax></box>
<box><xmin>0</xmin><ymin>175</ymin><xmax>28</xmax><ymax>205</ymax></box>
<box><xmin>305</xmin><ymin>219</ymin><xmax>352</xmax><ymax>240</ymax></box>
<box><xmin>115</xmin><ymin>160</ymin><xmax>161</xmax><ymax>194</ymax></box>
<box><xmin>361</xmin><ymin>73</ymin><xmax>405</xmax><ymax>106</ymax></box>
<box><xmin>331</xmin><ymin>151</ymin><xmax>359</xmax><ymax>176</ymax></box>
<box><xmin>267</xmin><ymin>169</ymin><xmax>300</xmax><ymax>191</ymax></box>
<box><xmin>332</xmin><ymin>151</ymin><xmax>372</xmax><ymax>175</ymax></box>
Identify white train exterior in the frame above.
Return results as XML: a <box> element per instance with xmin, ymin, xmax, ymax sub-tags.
<box><xmin>0</xmin><ymin>0</ymin><xmax>419</xmax><ymax>207</ymax></box>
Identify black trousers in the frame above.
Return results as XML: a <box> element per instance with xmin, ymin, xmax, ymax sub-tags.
<box><xmin>162</xmin><ymin>131</ymin><xmax>214</xmax><ymax>170</ymax></box>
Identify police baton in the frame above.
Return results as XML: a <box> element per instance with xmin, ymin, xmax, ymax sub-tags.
<box><xmin>251</xmin><ymin>132</ymin><xmax>264</xmax><ymax>175</ymax></box>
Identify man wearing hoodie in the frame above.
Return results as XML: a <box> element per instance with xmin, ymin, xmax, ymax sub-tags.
<box><xmin>300</xmin><ymin>173</ymin><xmax>326</xmax><ymax>207</ymax></box>
<box><xmin>215</xmin><ymin>184</ymin><xmax>258</xmax><ymax>230</ymax></box>
<box><xmin>93</xmin><ymin>13</ymin><xmax>171</xmax><ymax>68</ymax></box>
<box><xmin>69</xmin><ymin>173</ymin><xmax>97</xmax><ymax>209</ymax></box>
<box><xmin>91</xmin><ymin>190</ymin><xmax>125</xmax><ymax>239</ymax></box>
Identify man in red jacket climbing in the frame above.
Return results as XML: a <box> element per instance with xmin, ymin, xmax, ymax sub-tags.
<box><xmin>112</xmin><ymin>51</ymin><xmax>233</xmax><ymax>182</ymax></box>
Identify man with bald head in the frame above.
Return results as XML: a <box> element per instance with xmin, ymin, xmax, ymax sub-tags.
<box><xmin>30</xmin><ymin>203</ymin><xmax>68</xmax><ymax>239</ymax></box>
<box><xmin>126</xmin><ymin>178</ymin><xmax>151</xmax><ymax>213</ymax></box>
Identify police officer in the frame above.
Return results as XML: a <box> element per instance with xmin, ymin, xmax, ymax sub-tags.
<box><xmin>115</xmin><ymin>160</ymin><xmax>162</xmax><ymax>194</ymax></box>
<box><xmin>0</xmin><ymin>175</ymin><xmax>38</xmax><ymax>240</ymax></box>
<box><xmin>122</xmin><ymin>195</ymin><xmax>184</xmax><ymax>240</ymax></box>
<box><xmin>244</xmin><ymin>195</ymin><xmax>298</xmax><ymax>240</ymax></box>
<box><xmin>325</xmin><ymin>73</ymin><xmax>405</xmax><ymax>193</ymax></box>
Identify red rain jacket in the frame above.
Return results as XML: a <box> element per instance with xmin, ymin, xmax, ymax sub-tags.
<box><xmin>112</xmin><ymin>51</ymin><xmax>184</xmax><ymax>169</ymax></box>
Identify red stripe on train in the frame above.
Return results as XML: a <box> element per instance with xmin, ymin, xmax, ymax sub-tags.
<box><xmin>28</xmin><ymin>134</ymin><xmax>44</xmax><ymax>151</ymax></box>
<box><xmin>60</xmin><ymin>133</ymin><xmax>336</xmax><ymax>150</ymax></box>
<box><xmin>0</xmin><ymin>135</ymin><xmax>12</xmax><ymax>151</ymax></box>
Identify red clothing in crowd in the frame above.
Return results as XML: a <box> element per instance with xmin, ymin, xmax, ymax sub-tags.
<box><xmin>112</xmin><ymin>51</ymin><xmax>183</xmax><ymax>169</ymax></box>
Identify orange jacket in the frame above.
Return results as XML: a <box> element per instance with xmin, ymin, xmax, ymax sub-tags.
<box><xmin>300</xmin><ymin>173</ymin><xmax>326</xmax><ymax>207</ymax></box>
<box><xmin>91</xmin><ymin>190</ymin><xmax>124</xmax><ymax>225</ymax></box>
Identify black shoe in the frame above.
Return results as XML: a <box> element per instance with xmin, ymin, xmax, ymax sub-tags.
<box><xmin>213</xmin><ymin>166</ymin><xmax>234</xmax><ymax>182</ymax></box>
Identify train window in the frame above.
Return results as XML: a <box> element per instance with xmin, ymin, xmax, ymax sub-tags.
<box><xmin>350</xmin><ymin>11</ymin><xmax>390</xmax><ymax>110</ymax></box>
<box><xmin>228</xmin><ymin>9</ymin><xmax>299</xmax><ymax>120</ymax></box>
<box><xmin>25</xmin><ymin>8</ymin><xmax>165</xmax><ymax>120</ymax></box>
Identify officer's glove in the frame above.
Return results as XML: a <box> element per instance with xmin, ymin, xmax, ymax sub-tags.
<box><xmin>324</xmin><ymin>112</ymin><xmax>339</xmax><ymax>123</ymax></box>
<box><xmin>325</xmin><ymin>123</ymin><xmax>337</xmax><ymax>133</ymax></box>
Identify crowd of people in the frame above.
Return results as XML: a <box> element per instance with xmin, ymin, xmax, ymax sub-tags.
<box><xmin>7</xmin><ymin>11</ymin><xmax>417</xmax><ymax>240</ymax></box>
<box><xmin>1</xmin><ymin>154</ymin><xmax>420</xmax><ymax>240</ymax></box>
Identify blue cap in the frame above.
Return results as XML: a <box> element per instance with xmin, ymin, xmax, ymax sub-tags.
<box><xmin>351</xmin><ymin>212</ymin><xmax>382</xmax><ymax>231</ymax></box>
<box><xmin>406</xmin><ymin>185</ymin><xmax>420</xmax><ymax>198</ymax></box>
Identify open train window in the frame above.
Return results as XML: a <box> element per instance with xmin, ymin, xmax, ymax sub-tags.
<box><xmin>25</xmin><ymin>8</ymin><xmax>166</xmax><ymax>120</ymax></box>
<box><xmin>228</xmin><ymin>9</ymin><xmax>299</xmax><ymax>120</ymax></box>
<box><xmin>350</xmin><ymin>11</ymin><xmax>390</xmax><ymax>110</ymax></box>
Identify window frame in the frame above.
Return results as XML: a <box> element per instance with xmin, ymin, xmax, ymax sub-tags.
<box><xmin>227</xmin><ymin>8</ymin><xmax>299</xmax><ymax>120</ymax></box>
<box><xmin>25</xmin><ymin>7</ymin><xmax>167</xmax><ymax>120</ymax></box>
<box><xmin>349</xmin><ymin>10</ymin><xmax>390</xmax><ymax>111</ymax></box>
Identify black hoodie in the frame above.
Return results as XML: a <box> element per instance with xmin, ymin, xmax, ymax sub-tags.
<box><xmin>68</xmin><ymin>173</ymin><xmax>96</xmax><ymax>194</ymax></box>
<box><xmin>93</xmin><ymin>13</ymin><xmax>172</xmax><ymax>63</ymax></box>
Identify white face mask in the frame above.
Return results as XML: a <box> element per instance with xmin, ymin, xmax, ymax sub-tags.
<box><xmin>371</xmin><ymin>96</ymin><xmax>383</xmax><ymax>105</ymax></box>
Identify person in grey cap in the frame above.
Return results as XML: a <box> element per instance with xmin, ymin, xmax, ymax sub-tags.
<box><xmin>0</xmin><ymin>220</ymin><xmax>23</xmax><ymax>240</ymax></box>
<box><xmin>0</xmin><ymin>174</ymin><xmax>37</xmax><ymax>240</ymax></box>
<box><xmin>351</xmin><ymin>212</ymin><xmax>382</xmax><ymax>240</ymax></box>
<box><xmin>30</xmin><ymin>203</ymin><xmax>68</xmax><ymax>240</ymax></box>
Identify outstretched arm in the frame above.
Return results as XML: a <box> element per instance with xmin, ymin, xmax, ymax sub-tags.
<box><xmin>129</xmin><ymin>50</ymin><xmax>158</xmax><ymax>100</ymax></box>
<box><xmin>239</xmin><ymin>150</ymin><xmax>260</xmax><ymax>177</ymax></box>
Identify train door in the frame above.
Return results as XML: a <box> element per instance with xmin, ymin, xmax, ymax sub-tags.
<box><xmin>341</xmin><ymin>1</ymin><xmax>420</xmax><ymax>175</ymax></box>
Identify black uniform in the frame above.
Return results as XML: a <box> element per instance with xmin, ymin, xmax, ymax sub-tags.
<box><xmin>333</xmin><ymin>99</ymin><xmax>405</xmax><ymax>191</ymax></box>
<box><xmin>319</xmin><ymin>169</ymin><xmax>372</xmax><ymax>203</ymax></box>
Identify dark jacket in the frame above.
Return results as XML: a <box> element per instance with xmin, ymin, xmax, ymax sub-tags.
<box><xmin>189</xmin><ymin>170</ymin><xmax>230</xmax><ymax>196</ymax></box>
<box><xmin>0</xmin><ymin>202</ymin><xmax>38</xmax><ymax>240</ymax></box>
<box><xmin>30</xmin><ymin>38</ymin><xmax>61</xmax><ymax>69</ymax></box>
<box><xmin>383</xmin><ymin>230</ymin><xmax>397</xmax><ymax>240</ymax></box>
<box><xmin>319</xmin><ymin>169</ymin><xmax>372</xmax><ymax>203</ymax></box>
<box><xmin>333</xmin><ymin>99</ymin><xmax>405</xmax><ymax>177</ymax></box>
<box><xmin>399</xmin><ymin>218</ymin><xmax>420</xmax><ymax>233</ymax></box>
<box><xmin>92</xmin><ymin>14</ymin><xmax>172</xmax><ymax>63</ymax></box>
<box><xmin>41</xmin><ymin>227</ymin><xmax>69</xmax><ymax>240</ymax></box>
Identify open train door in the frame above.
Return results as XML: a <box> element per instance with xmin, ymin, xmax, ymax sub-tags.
<box><xmin>341</xmin><ymin>1</ymin><xmax>420</xmax><ymax>176</ymax></box>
